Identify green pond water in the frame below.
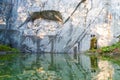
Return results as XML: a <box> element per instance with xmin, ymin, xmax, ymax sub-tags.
<box><xmin>0</xmin><ymin>53</ymin><xmax>120</xmax><ymax>80</ymax></box>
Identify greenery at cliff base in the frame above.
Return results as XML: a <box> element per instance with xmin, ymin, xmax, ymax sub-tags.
<box><xmin>88</xmin><ymin>42</ymin><xmax>120</xmax><ymax>65</ymax></box>
<box><xmin>0</xmin><ymin>44</ymin><xmax>19</xmax><ymax>52</ymax></box>
<box><xmin>0</xmin><ymin>44</ymin><xmax>19</xmax><ymax>61</ymax></box>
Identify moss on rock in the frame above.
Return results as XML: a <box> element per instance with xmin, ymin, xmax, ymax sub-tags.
<box><xmin>90</xmin><ymin>36</ymin><xmax>97</xmax><ymax>50</ymax></box>
<box><xmin>0</xmin><ymin>44</ymin><xmax>19</xmax><ymax>52</ymax></box>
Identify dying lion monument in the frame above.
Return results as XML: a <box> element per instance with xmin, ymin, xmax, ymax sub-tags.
<box><xmin>18</xmin><ymin>10</ymin><xmax>63</xmax><ymax>28</ymax></box>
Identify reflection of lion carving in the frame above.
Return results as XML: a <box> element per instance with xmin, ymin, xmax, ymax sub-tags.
<box><xmin>18</xmin><ymin>10</ymin><xmax>63</xmax><ymax>28</ymax></box>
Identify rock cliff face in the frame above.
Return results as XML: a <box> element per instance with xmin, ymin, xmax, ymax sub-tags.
<box><xmin>0</xmin><ymin>0</ymin><xmax>120</xmax><ymax>53</ymax></box>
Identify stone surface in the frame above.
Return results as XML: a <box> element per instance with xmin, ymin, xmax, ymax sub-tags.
<box><xmin>0</xmin><ymin>0</ymin><xmax>120</xmax><ymax>53</ymax></box>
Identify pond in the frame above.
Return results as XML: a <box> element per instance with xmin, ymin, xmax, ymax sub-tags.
<box><xmin>0</xmin><ymin>53</ymin><xmax>120</xmax><ymax>80</ymax></box>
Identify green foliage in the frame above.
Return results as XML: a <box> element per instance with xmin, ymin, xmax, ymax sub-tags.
<box><xmin>0</xmin><ymin>44</ymin><xmax>19</xmax><ymax>52</ymax></box>
<box><xmin>0</xmin><ymin>45</ymin><xmax>11</xmax><ymax>51</ymax></box>
<box><xmin>87</xmin><ymin>42</ymin><xmax>120</xmax><ymax>65</ymax></box>
<box><xmin>96</xmin><ymin>42</ymin><xmax>120</xmax><ymax>54</ymax></box>
<box><xmin>101</xmin><ymin>55</ymin><xmax>120</xmax><ymax>65</ymax></box>
<box><xmin>101</xmin><ymin>46</ymin><xmax>112</xmax><ymax>53</ymax></box>
<box><xmin>0</xmin><ymin>53</ymin><xmax>19</xmax><ymax>61</ymax></box>
<box><xmin>0</xmin><ymin>44</ymin><xmax>19</xmax><ymax>61</ymax></box>
<box><xmin>93</xmin><ymin>42</ymin><xmax>120</xmax><ymax>65</ymax></box>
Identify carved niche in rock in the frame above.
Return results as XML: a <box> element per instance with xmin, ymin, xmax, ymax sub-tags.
<box><xmin>30</xmin><ymin>10</ymin><xmax>63</xmax><ymax>22</ymax></box>
<box><xmin>18</xmin><ymin>10</ymin><xmax>63</xmax><ymax>28</ymax></box>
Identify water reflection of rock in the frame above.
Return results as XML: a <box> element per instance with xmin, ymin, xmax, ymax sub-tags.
<box><xmin>78</xmin><ymin>54</ymin><xmax>99</xmax><ymax>79</ymax></box>
<box><xmin>1</xmin><ymin>53</ymin><xmax>120</xmax><ymax>80</ymax></box>
<box><xmin>93</xmin><ymin>60</ymin><xmax>114</xmax><ymax>80</ymax></box>
<box><xmin>90</xmin><ymin>55</ymin><xmax>98</xmax><ymax>73</ymax></box>
<box><xmin>112</xmin><ymin>64</ymin><xmax>120</xmax><ymax>80</ymax></box>
<box><xmin>48</xmin><ymin>35</ymin><xmax>55</xmax><ymax>69</ymax></box>
<box><xmin>78</xmin><ymin>54</ymin><xmax>117</xmax><ymax>80</ymax></box>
